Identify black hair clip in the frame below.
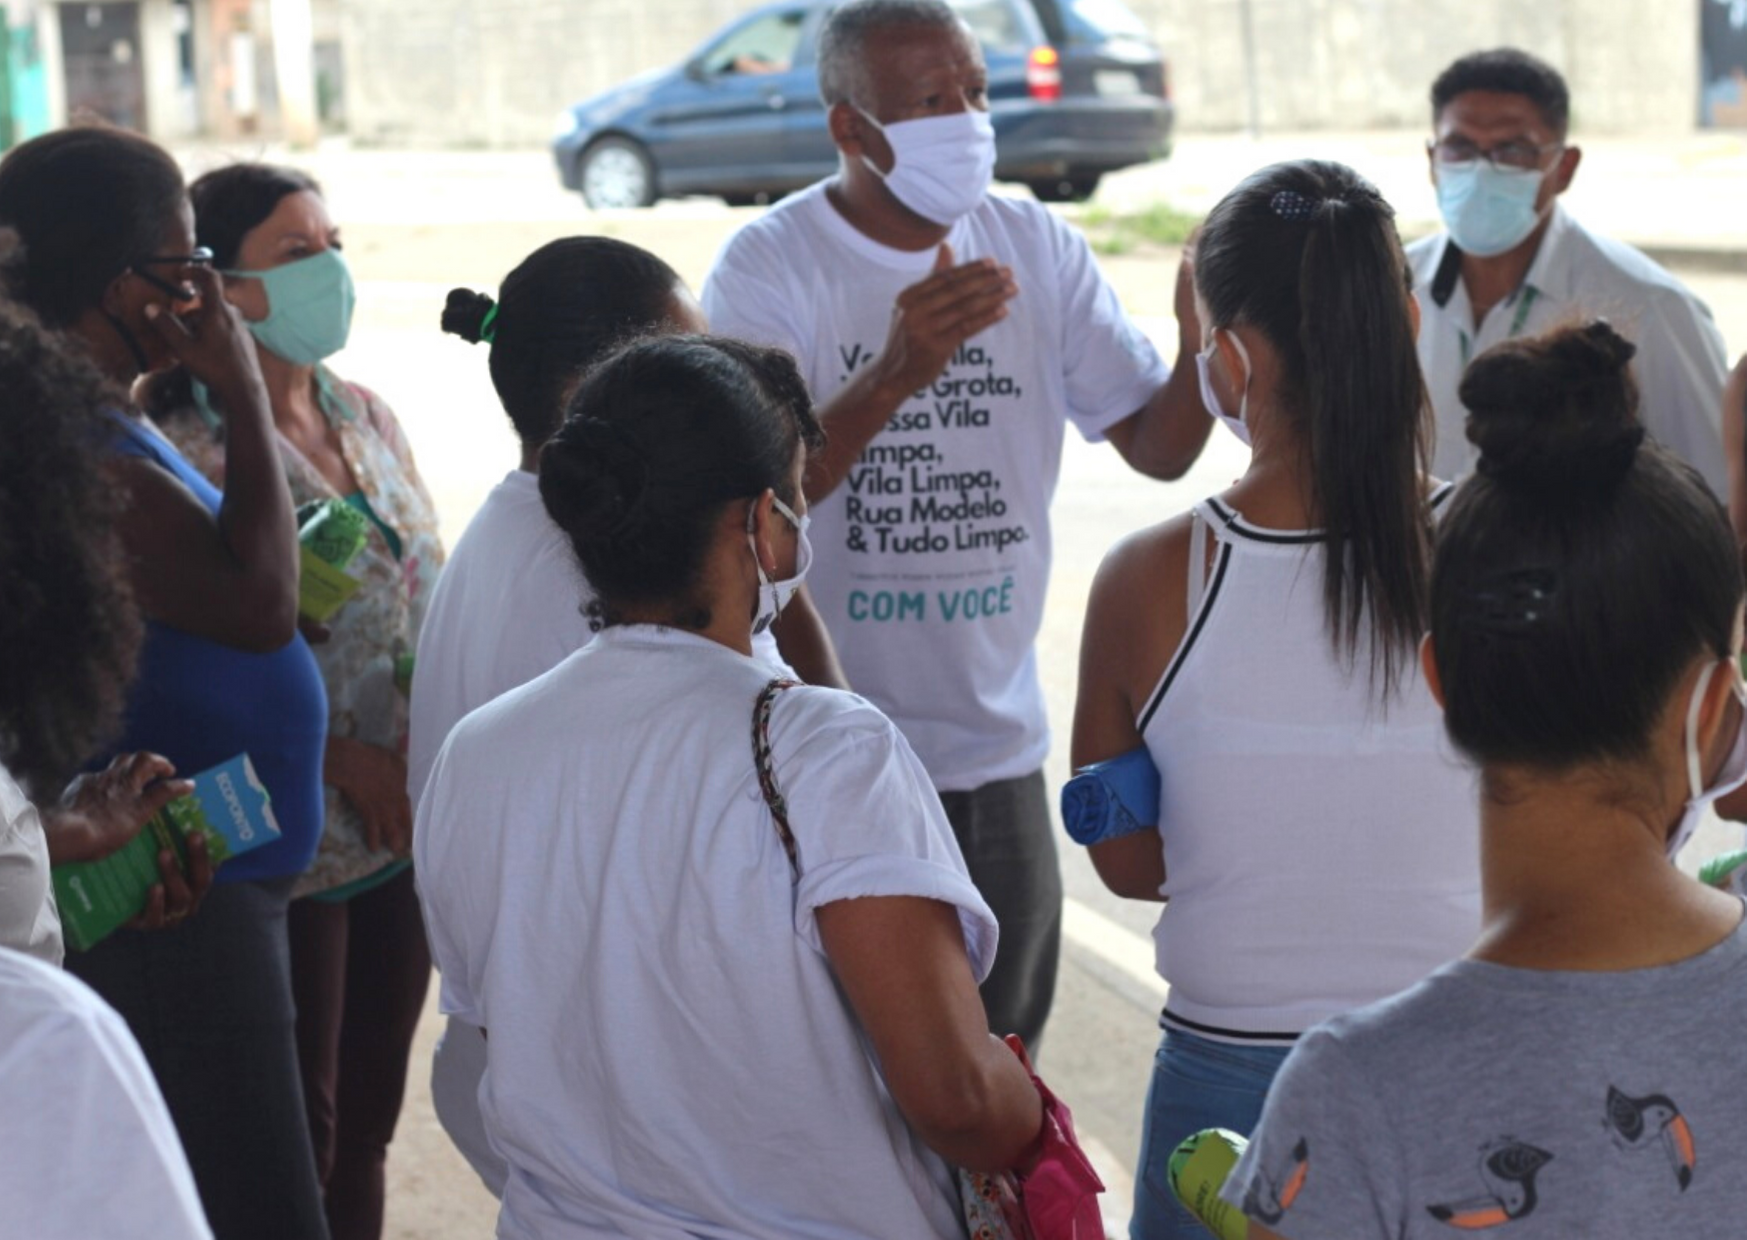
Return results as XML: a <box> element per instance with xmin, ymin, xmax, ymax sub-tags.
<box><xmin>1464</xmin><ymin>567</ymin><xmax>1560</xmax><ymax>636</ymax></box>
<box><xmin>1269</xmin><ymin>190</ymin><xmax>1321</xmax><ymax>221</ymax></box>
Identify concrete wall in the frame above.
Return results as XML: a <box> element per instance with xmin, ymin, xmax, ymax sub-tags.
<box><xmin>340</xmin><ymin>0</ymin><xmax>1707</xmax><ymax>147</ymax></box>
<box><xmin>342</xmin><ymin>0</ymin><xmax>747</xmax><ymax>145</ymax></box>
<box><xmin>1134</xmin><ymin>0</ymin><xmax>1701</xmax><ymax>135</ymax></box>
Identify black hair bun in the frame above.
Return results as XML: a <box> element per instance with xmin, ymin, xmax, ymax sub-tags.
<box><xmin>441</xmin><ymin>288</ymin><xmax>496</xmax><ymax>344</ymax></box>
<box><xmin>1461</xmin><ymin>320</ymin><xmax>1644</xmax><ymax>497</ymax></box>
<box><xmin>538</xmin><ymin>418</ymin><xmax>650</xmax><ymax>548</ymax></box>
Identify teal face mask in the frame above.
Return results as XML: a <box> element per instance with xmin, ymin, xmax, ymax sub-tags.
<box><xmin>225</xmin><ymin>248</ymin><xmax>356</xmax><ymax>365</ymax></box>
<box><xmin>1434</xmin><ymin>161</ymin><xmax>1545</xmax><ymax>258</ymax></box>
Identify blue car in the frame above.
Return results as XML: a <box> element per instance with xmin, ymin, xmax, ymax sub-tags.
<box><xmin>553</xmin><ymin>0</ymin><xmax>1174</xmax><ymax>208</ymax></box>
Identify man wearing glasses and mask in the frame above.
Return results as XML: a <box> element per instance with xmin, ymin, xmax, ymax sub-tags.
<box><xmin>1412</xmin><ymin>48</ymin><xmax>1729</xmax><ymax>495</ymax></box>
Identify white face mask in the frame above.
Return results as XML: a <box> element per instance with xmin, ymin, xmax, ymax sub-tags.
<box><xmin>858</xmin><ymin>108</ymin><xmax>996</xmax><ymax>226</ymax></box>
<box><xmin>1670</xmin><ymin>659</ymin><xmax>1747</xmax><ymax>859</ymax></box>
<box><xmin>1196</xmin><ymin>330</ymin><xmax>1252</xmax><ymax>447</ymax></box>
<box><xmin>748</xmin><ymin>494</ymin><xmax>812</xmax><ymax>635</ymax></box>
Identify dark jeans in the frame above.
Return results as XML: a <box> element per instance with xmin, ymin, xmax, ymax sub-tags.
<box><xmin>290</xmin><ymin>867</ymin><xmax>432</xmax><ymax>1240</ymax></box>
<box><xmin>65</xmin><ymin>875</ymin><xmax>330</xmax><ymax>1240</ymax></box>
<box><xmin>938</xmin><ymin>769</ymin><xmax>1062</xmax><ymax>1053</ymax></box>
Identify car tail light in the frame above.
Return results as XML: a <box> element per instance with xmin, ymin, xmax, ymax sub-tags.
<box><xmin>1027</xmin><ymin>46</ymin><xmax>1062</xmax><ymax>102</ymax></box>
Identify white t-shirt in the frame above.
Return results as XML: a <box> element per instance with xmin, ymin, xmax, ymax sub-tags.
<box><xmin>703</xmin><ymin>183</ymin><xmax>1169</xmax><ymax>791</ymax></box>
<box><xmin>0</xmin><ymin>945</ymin><xmax>211</xmax><ymax>1239</ymax></box>
<box><xmin>409</xmin><ymin>467</ymin><xmax>793</xmax><ymax>1196</ymax></box>
<box><xmin>409</xmin><ymin>468</ymin><xmax>792</xmax><ymax>805</ymax></box>
<box><xmin>407</xmin><ymin>469</ymin><xmax>596</xmax><ymax>807</ymax></box>
<box><xmin>415</xmin><ymin>624</ymin><xmax>996</xmax><ymax>1240</ymax></box>
<box><xmin>0</xmin><ymin>764</ymin><xmax>62</xmax><ymax>966</ymax></box>
<box><xmin>1409</xmin><ymin>206</ymin><xmax>1729</xmax><ymax>495</ymax></box>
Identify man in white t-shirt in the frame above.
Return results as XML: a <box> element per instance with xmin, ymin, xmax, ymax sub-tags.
<box><xmin>1409</xmin><ymin>47</ymin><xmax>1728</xmax><ymax>493</ymax></box>
<box><xmin>702</xmin><ymin>0</ymin><xmax>1208</xmax><ymax>1050</ymax></box>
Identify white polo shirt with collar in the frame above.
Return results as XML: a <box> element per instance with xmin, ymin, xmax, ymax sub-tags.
<box><xmin>1408</xmin><ymin>204</ymin><xmax>1729</xmax><ymax>496</ymax></box>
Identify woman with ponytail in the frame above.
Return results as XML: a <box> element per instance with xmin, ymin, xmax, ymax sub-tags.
<box><xmin>1231</xmin><ymin>322</ymin><xmax>1747</xmax><ymax>1238</ymax></box>
<box><xmin>410</xmin><ymin>237</ymin><xmax>845</xmax><ymax>1194</ymax></box>
<box><xmin>1068</xmin><ymin>160</ymin><xmax>1481</xmax><ymax>1238</ymax></box>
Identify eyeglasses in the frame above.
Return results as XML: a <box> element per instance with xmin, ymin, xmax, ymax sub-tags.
<box><xmin>129</xmin><ymin>247</ymin><xmax>214</xmax><ymax>301</ymax></box>
<box><xmin>1428</xmin><ymin>138</ymin><xmax>1562</xmax><ymax>172</ymax></box>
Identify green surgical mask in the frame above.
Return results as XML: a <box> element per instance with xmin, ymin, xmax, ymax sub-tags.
<box><xmin>226</xmin><ymin>248</ymin><xmax>356</xmax><ymax>365</ymax></box>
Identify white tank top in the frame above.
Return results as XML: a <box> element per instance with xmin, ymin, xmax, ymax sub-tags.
<box><xmin>1139</xmin><ymin>490</ymin><xmax>1481</xmax><ymax>1043</ymax></box>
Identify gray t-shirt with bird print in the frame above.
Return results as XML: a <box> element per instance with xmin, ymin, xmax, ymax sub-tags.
<box><xmin>1225</xmin><ymin>907</ymin><xmax>1747</xmax><ymax>1237</ymax></box>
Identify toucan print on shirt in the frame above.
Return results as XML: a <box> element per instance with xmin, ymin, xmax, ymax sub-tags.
<box><xmin>1243</xmin><ymin>1137</ymin><xmax>1310</xmax><ymax>1226</ymax></box>
<box><xmin>1604</xmin><ymin>1086</ymin><xmax>1697</xmax><ymax>1191</ymax></box>
<box><xmin>1426</xmin><ymin>1138</ymin><xmax>1553</xmax><ymax>1230</ymax></box>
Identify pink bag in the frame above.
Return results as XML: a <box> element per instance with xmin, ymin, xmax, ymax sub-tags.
<box><xmin>1016</xmin><ymin>1072</ymin><xmax>1106</xmax><ymax>1239</ymax></box>
<box><xmin>958</xmin><ymin>1067</ymin><xmax>1105</xmax><ymax>1240</ymax></box>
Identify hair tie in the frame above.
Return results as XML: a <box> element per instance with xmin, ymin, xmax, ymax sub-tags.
<box><xmin>479</xmin><ymin>303</ymin><xmax>500</xmax><ymax>344</ymax></box>
<box><xmin>1269</xmin><ymin>190</ymin><xmax>1321</xmax><ymax>221</ymax></box>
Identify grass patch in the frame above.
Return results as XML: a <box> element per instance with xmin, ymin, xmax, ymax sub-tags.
<box><xmin>1078</xmin><ymin>200</ymin><xmax>1202</xmax><ymax>256</ymax></box>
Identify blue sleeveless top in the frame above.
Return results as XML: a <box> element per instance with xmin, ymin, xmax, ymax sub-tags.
<box><xmin>104</xmin><ymin>414</ymin><xmax>328</xmax><ymax>883</ymax></box>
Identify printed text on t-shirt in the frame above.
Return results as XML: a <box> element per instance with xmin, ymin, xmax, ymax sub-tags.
<box><xmin>838</xmin><ymin>341</ymin><xmax>1032</xmax><ymax>579</ymax></box>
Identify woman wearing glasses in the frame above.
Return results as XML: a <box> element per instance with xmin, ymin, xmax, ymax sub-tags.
<box><xmin>0</xmin><ymin>126</ymin><xmax>330</xmax><ymax>1239</ymax></box>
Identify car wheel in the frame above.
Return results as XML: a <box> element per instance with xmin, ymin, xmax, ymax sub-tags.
<box><xmin>1028</xmin><ymin>174</ymin><xmax>1102</xmax><ymax>204</ymax></box>
<box><xmin>579</xmin><ymin>137</ymin><xmax>656</xmax><ymax>209</ymax></box>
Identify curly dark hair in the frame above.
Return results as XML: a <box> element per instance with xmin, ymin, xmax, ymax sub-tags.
<box><xmin>0</xmin><ymin>279</ymin><xmax>141</xmax><ymax>797</ymax></box>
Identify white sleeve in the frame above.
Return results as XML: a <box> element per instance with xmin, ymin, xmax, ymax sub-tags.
<box><xmin>0</xmin><ymin>775</ymin><xmax>61</xmax><ymax>965</ymax></box>
<box><xmin>700</xmin><ymin>228</ymin><xmax>809</xmax><ymax>361</ymax></box>
<box><xmin>1050</xmin><ymin>212</ymin><xmax>1172</xmax><ymax>442</ymax></box>
<box><xmin>1632</xmin><ymin>285</ymin><xmax>1730</xmax><ymax>498</ymax></box>
<box><xmin>0</xmin><ymin>954</ymin><xmax>212</xmax><ymax>1239</ymax></box>
<box><xmin>769</xmin><ymin>691</ymin><xmax>998</xmax><ymax>980</ymax></box>
<box><xmin>412</xmin><ymin>741</ymin><xmax>483</xmax><ymax>1026</ymax></box>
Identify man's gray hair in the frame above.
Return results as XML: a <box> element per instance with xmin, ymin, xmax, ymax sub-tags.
<box><xmin>816</xmin><ymin>0</ymin><xmax>965</xmax><ymax>108</ymax></box>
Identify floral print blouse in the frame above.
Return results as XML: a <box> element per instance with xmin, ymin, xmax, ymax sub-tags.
<box><xmin>160</xmin><ymin>369</ymin><xmax>445</xmax><ymax>898</ymax></box>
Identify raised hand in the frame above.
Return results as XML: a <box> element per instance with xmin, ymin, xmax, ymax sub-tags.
<box><xmin>141</xmin><ymin>264</ymin><xmax>268</xmax><ymax>410</ymax></box>
<box><xmin>877</xmin><ymin>243</ymin><xmax>1018</xmax><ymax>395</ymax></box>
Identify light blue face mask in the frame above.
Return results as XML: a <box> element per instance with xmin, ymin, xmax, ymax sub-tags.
<box><xmin>1434</xmin><ymin>161</ymin><xmax>1546</xmax><ymax>258</ymax></box>
<box><xmin>225</xmin><ymin>247</ymin><xmax>356</xmax><ymax>365</ymax></box>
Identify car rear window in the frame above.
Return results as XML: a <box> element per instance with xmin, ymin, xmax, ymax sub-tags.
<box><xmin>947</xmin><ymin>0</ymin><xmax>1030</xmax><ymax>50</ymax></box>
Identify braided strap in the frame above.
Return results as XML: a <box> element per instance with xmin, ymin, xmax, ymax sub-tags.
<box><xmin>752</xmin><ymin>678</ymin><xmax>802</xmax><ymax>877</ymax></box>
